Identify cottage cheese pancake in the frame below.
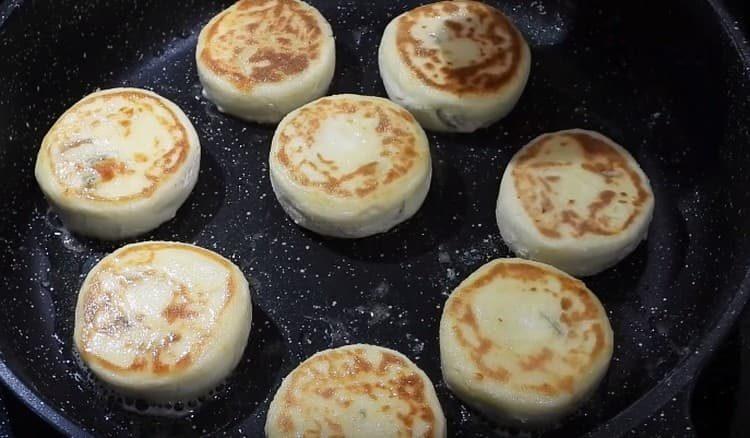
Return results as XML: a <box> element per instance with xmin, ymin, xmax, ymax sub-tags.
<box><xmin>34</xmin><ymin>88</ymin><xmax>201</xmax><ymax>240</ymax></box>
<box><xmin>74</xmin><ymin>242</ymin><xmax>252</xmax><ymax>403</ymax></box>
<box><xmin>269</xmin><ymin>94</ymin><xmax>432</xmax><ymax>238</ymax></box>
<box><xmin>496</xmin><ymin>129</ymin><xmax>655</xmax><ymax>276</ymax></box>
<box><xmin>379</xmin><ymin>0</ymin><xmax>531</xmax><ymax>132</ymax></box>
<box><xmin>266</xmin><ymin>344</ymin><xmax>446</xmax><ymax>438</ymax></box>
<box><xmin>197</xmin><ymin>0</ymin><xmax>336</xmax><ymax>123</ymax></box>
<box><xmin>440</xmin><ymin>258</ymin><xmax>613</xmax><ymax>427</ymax></box>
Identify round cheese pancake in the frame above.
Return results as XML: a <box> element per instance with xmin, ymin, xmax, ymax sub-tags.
<box><xmin>34</xmin><ymin>88</ymin><xmax>201</xmax><ymax>240</ymax></box>
<box><xmin>269</xmin><ymin>94</ymin><xmax>432</xmax><ymax>238</ymax></box>
<box><xmin>265</xmin><ymin>344</ymin><xmax>446</xmax><ymax>438</ymax></box>
<box><xmin>196</xmin><ymin>0</ymin><xmax>336</xmax><ymax>123</ymax></box>
<box><xmin>496</xmin><ymin>129</ymin><xmax>655</xmax><ymax>276</ymax></box>
<box><xmin>74</xmin><ymin>241</ymin><xmax>252</xmax><ymax>403</ymax></box>
<box><xmin>440</xmin><ymin>258</ymin><xmax>613</xmax><ymax>427</ymax></box>
<box><xmin>378</xmin><ymin>0</ymin><xmax>531</xmax><ymax>133</ymax></box>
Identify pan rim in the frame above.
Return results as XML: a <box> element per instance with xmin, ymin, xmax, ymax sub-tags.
<box><xmin>0</xmin><ymin>361</ymin><xmax>85</xmax><ymax>436</ymax></box>
<box><xmin>0</xmin><ymin>0</ymin><xmax>748</xmax><ymax>436</ymax></box>
<box><xmin>0</xmin><ymin>0</ymin><xmax>22</xmax><ymax>30</ymax></box>
<box><xmin>588</xmin><ymin>0</ymin><xmax>750</xmax><ymax>434</ymax></box>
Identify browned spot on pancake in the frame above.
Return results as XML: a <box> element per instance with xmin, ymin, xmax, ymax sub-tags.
<box><xmin>324</xmin><ymin>418</ymin><xmax>344</xmax><ymax>436</ymax></box>
<box><xmin>277</xmin><ymin>346</ymin><xmax>439</xmax><ymax>437</ymax></box>
<box><xmin>92</xmin><ymin>158</ymin><xmax>131</xmax><ymax>182</ymax></box>
<box><xmin>452</xmin><ymin>302</ymin><xmax>511</xmax><ymax>382</ymax></box>
<box><xmin>588</xmin><ymin>323</ymin><xmax>607</xmax><ymax>359</ymax></box>
<box><xmin>162</xmin><ymin>286</ymin><xmax>199</xmax><ymax>324</ymax></box>
<box><xmin>395</xmin><ymin>0</ymin><xmax>524</xmax><ymax>96</ymax></box>
<box><xmin>89</xmin><ymin>331</ymin><xmax>188</xmax><ymax>375</ymax></box>
<box><xmin>278</xmin><ymin>414</ymin><xmax>294</xmax><ymax>433</ymax></box>
<box><xmin>118</xmin><ymin>119</ymin><xmax>132</xmax><ymax>137</ymax></box>
<box><xmin>275</xmin><ymin>97</ymin><xmax>425</xmax><ymax>199</ymax></box>
<box><xmin>519</xmin><ymin>347</ymin><xmax>553</xmax><ymax>371</ymax></box>
<box><xmin>316</xmin><ymin>387</ymin><xmax>335</xmax><ymax>399</ymax></box>
<box><xmin>175</xmin><ymin>352</ymin><xmax>191</xmax><ymax>369</ymax></box>
<box><xmin>561</xmin><ymin>297</ymin><xmax>572</xmax><ymax>310</ymax></box>
<box><xmin>199</xmin><ymin>0</ymin><xmax>325</xmax><ymax>91</ymax></box>
<box><xmin>397</xmin><ymin>108</ymin><xmax>415</xmax><ymax>122</ymax></box>
<box><xmin>442</xmin><ymin>2</ymin><xmax>459</xmax><ymax>13</ymax></box>
<box><xmin>445</xmin><ymin>260</ymin><xmax>610</xmax><ymax>397</ymax></box>
<box><xmin>512</xmin><ymin>131</ymin><xmax>651</xmax><ymax>239</ymax></box>
<box><xmin>45</xmin><ymin>90</ymin><xmax>190</xmax><ymax>203</ymax></box>
<box><xmin>79</xmin><ymin>243</ymin><xmax>237</xmax><ymax>376</ymax></box>
<box><xmin>128</xmin><ymin>357</ymin><xmax>147</xmax><ymax>371</ymax></box>
<box><xmin>444</xmin><ymin>19</ymin><xmax>464</xmax><ymax>34</ymax></box>
<box><xmin>558</xmin><ymin>375</ymin><xmax>575</xmax><ymax>393</ymax></box>
<box><xmin>246</xmin><ymin>48</ymin><xmax>310</xmax><ymax>83</ymax></box>
<box><xmin>525</xmin><ymin>382</ymin><xmax>556</xmax><ymax>396</ymax></box>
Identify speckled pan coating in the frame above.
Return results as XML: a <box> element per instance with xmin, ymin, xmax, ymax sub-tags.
<box><xmin>0</xmin><ymin>0</ymin><xmax>749</xmax><ymax>437</ymax></box>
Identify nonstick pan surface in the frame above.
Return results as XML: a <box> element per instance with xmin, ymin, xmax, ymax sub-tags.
<box><xmin>1</xmin><ymin>0</ymin><xmax>750</xmax><ymax>436</ymax></box>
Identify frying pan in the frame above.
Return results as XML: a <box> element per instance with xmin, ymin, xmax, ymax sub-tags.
<box><xmin>0</xmin><ymin>0</ymin><xmax>748</xmax><ymax>436</ymax></box>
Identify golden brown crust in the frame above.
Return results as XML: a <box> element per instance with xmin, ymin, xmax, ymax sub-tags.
<box><xmin>445</xmin><ymin>260</ymin><xmax>609</xmax><ymax>397</ymax></box>
<box><xmin>199</xmin><ymin>0</ymin><xmax>325</xmax><ymax>90</ymax></box>
<box><xmin>44</xmin><ymin>90</ymin><xmax>190</xmax><ymax>203</ymax></box>
<box><xmin>276</xmin><ymin>346</ymin><xmax>438</xmax><ymax>437</ymax></box>
<box><xmin>395</xmin><ymin>0</ymin><xmax>525</xmax><ymax>96</ymax></box>
<box><xmin>78</xmin><ymin>243</ymin><xmax>236</xmax><ymax>376</ymax></box>
<box><xmin>512</xmin><ymin>131</ymin><xmax>652</xmax><ymax>239</ymax></box>
<box><xmin>275</xmin><ymin>97</ymin><xmax>424</xmax><ymax>198</ymax></box>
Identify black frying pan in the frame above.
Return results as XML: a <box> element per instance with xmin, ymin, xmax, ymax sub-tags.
<box><xmin>0</xmin><ymin>0</ymin><xmax>749</xmax><ymax>436</ymax></box>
